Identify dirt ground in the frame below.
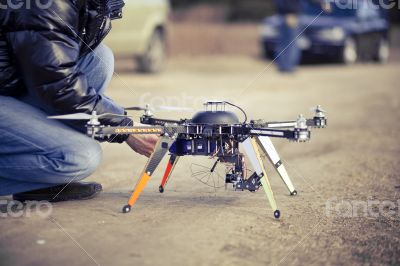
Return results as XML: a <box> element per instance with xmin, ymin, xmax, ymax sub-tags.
<box><xmin>1</xmin><ymin>54</ymin><xmax>400</xmax><ymax>266</ymax></box>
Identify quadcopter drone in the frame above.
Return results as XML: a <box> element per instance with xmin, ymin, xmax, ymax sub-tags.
<box><xmin>49</xmin><ymin>101</ymin><xmax>327</xmax><ymax>219</ymax></box>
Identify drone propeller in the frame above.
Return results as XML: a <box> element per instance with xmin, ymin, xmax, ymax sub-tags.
<box><xmin>48</xmin><ymin>112</ymin><xmax>130</xmax><ymax>120</ymax></box>
<box><xmin>157</xmin><ymin>105</ymin><xmax>193</xmax><ymax>111</ymax></box>
<box><xmin>48</xmin><ymin>113</ymin><xmax>93</xmax><ymax>120</ymax></box>
<box><xmin>125</xmin><ymin>107</ymin><xmax>147</xmax><ymax>111</ymax></box>
<box><xmin>125</xmin><ymin>104</ymin><xmax>193</xmax><ymax>113</ymax></box>
<box><xmin>311</xmin><ymin>105</ymin><xmax>327</xmax><ymax>114</ymax></box>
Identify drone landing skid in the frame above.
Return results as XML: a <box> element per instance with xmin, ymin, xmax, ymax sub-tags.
<box><xmin>255</xmin><ymin>136</ymin><xmax>297</xmax><ymax>196</ymax></box>
<box><xmin>242</xmin><ymin>136</ymin><xmax>298</xmax><ymax>219</ymax></box>
<box><xmin>122</xmin><ymin>137</ymin><xmax>174</xmax><ymax>213</ymax></box>
<box><xmin>123</xmin><ymin>136</ymin><xmax>297</xmax><ymax>219</ymax></box>
<box><xmin>159</xmin><ymin>154</ymin><xmax>180</xmax><ymax>193</ymax></box>
<box><xmin>243</xmin><ymin>137</ymin><xmax>280</xmax><ymax>219</ymax></box>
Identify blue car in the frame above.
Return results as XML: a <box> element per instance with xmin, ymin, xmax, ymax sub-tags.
<box><xmin>261</xmin><ymin>0</ymin><xmax>390</xmax><ymax>64</ymax></box>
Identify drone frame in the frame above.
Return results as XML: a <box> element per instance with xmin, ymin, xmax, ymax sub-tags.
<box><xmin>49</xmin><ymin>103</ymin><xmax>326</xmax><ymax>219</ymax></box>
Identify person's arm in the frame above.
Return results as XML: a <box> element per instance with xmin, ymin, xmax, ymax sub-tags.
<box><xmin>4</xmin><ymin>1</ymin><xmax>129</xmax><ymax>143</ymax></box>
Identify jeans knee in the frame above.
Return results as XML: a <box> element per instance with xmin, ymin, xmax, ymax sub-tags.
<box><xmin>47</xmin><ymin>140</ymin><xmax>103</xmax><ymax>183</ymax></box>
<box><xmin>71</xmin><ymin>143</ymin><xmax>103</xmax><ymax>181</ymax></box>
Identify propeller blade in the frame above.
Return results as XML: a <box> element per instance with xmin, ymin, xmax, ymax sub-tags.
<box><xmin>97</xmin><ymin>113</ymin><xmax>131</xmax><ymax>119</ymax></box>
<box><xmin>48</xmin><ymin>113</ymin><xmax>130</xmax><ymax>120</ymax></box>
<box><xmin>156</xmin><ymin>106</ymin><xmax>193</xmax><ymax>112</ymax></box>
<box><xmin>48</xmin><ymin>113</ymin><xmax>93</xmax><ymax>120</ymax></box>
<box><xmin>311</xmin><ymin>105</ymin><xmax>327</xmax><ymax>114</ymax></box>
<box><xmin>125</xmin><ymin>107</ymin><xmax>147</xmax><ymax>111</ymax></box>
<box><xmin>125</xmin><ymin>105</ymin><xmax>193</xmax><ymax>112</ymax></box>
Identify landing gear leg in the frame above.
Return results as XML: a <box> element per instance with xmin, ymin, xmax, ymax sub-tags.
<box><xmin>159</xmin><ymin>154</ymin><xmax>180</xmax><ymax>193</ymax></box>
<box><xmin>243</xmin><ymin>138</ymin><xmax>280</xmax><ymax>219</ymax></box>
<box><xmin>256</xmin><ymin>136</ymin><xmax>297</xmax><ymax>196</ymax></box>
<box><xmin>122</xmin><ymin>137</ymin><xmax>174</xmax><ymax>213</ymax></box>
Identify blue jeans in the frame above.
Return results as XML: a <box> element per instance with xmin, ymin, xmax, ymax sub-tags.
<box><xmin>276</xmin><ymin>21</ymin><xmax>301</xmax><ymax>73</ymax></box>
<box><xmin>0</xmin><ymin>44</ymin><xmax>115</xmax><ymax>196</ymax></box>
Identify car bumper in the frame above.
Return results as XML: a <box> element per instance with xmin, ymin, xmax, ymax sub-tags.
<box><xmin>262</xmin><ymin>37</ymin><xmax>344</xmax><ymax>57</ymax></box>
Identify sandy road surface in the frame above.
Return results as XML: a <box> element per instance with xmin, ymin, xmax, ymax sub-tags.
<box><xmin>1</xmin><ymin>57</ymin><xmax>400</xmax><ymax>266</ymax></box>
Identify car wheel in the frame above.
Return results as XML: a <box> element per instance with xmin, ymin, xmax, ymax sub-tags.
<box><xmin>137</xmin><ymin>29</ymin><xmax>166</xmax><ymax>73</ymax></box>
<box><xmin>373</xmin><ymin>37</ymin><xmax>389</xmax><ymax>64</ymax></box>
<box><xmin>262</xmin><ymin>47</ymin><xmax>275</xmax><ymax>60</ymax></box>
<box><xmin>341</xmin><ymin>37</ymin><xmax>357</xmax><ymax>65</ymax></box>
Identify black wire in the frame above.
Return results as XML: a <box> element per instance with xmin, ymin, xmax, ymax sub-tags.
<box><xmin>224</xmin><ymin>101</ymin><xmax>247</xmax><ymax>124</ymax></box>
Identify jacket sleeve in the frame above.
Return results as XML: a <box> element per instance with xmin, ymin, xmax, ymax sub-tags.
<box><xmin>4</xmin><ymin>1</ymin><xmax>131</xmax><ymax>143</ymax></box>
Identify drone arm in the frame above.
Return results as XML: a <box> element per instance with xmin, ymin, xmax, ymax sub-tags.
<box><xmin>140</xmin><ymin>116</ymin><xmax>183</xmax><ymax>126</ymax></box>
<box><xmin>252</xmin><ymin>120</ymin><xmax>297</xmax><ymax>128</ymax></box>
<box><xmin>249</xmin><ymin>126</ymin><xmax>311</xmax><ymax>142</ymax></box>
<box><xmin>250</xmin><ymin>128</ymin><xmax>295</xmax><ymax>139</ymax></box>
<box><xmin>252</xmin><ymin>118</ymin><xmax>326</xmax><ymax>129</ymax></box>
<box><xmin>96</xmin><ymin>125</ymin><xmax>186</xmax><ymax>139</ymax></box>
<box><xmin>98</xmin><ymin>126</ymin><xmax>165</xmax><ymax>136</ymax></box>
<box><xmin>90</xmin><ymin>126</ymin><xmax>164</xmax><ymax>142</ymax></box>
<box><xmin>122</xmin><ymin>137</ymin><xmax>175</xmax><ymax>213</ymax></box>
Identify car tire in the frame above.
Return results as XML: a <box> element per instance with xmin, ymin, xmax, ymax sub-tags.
<box><xmin>341</xmin><ymin>37</ymin><xmax>358</xmax><ymax>65</ymax></box>
<box><xmin>373</xmin><ymin>37</ymin><xmax>389</xmax><ymax>64</ymax></box>
<box><xmin>263</xmin><ymin>48</ymin><xmax>275</xmax><ymax>60</ymax></box>
<box><xmin>137</xmin><ymin>29</ymin><xmax>166</xmax><ymax>73</ymax></box>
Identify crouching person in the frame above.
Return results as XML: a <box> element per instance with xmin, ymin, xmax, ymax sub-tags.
<box><xmin>0</xmin><ymin>0</ymin><xmax>158</xmax><ymax>201</ymax></box>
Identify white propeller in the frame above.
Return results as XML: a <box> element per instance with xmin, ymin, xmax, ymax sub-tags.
<box><xmin>48</xmin><ymin>112</ymin><xmax>130</xmax><ymax>120</ymax></box>
<box><xmin>125</xmin><ymin>104</ymin><xmax>193</xmax><ymax>113</ymax></box>
<box><xmin>157</xmin><ymin>105</ymin><xmax>193</xmax><ymax>112</ymax></box>
<box><xmin>310</xmin><ymin>105</ymin><xmax>327</xmax><ymax>114</ymax></box>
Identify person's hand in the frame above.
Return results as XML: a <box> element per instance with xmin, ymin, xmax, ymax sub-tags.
<box><xmin>126</xmin><ymin>134</ymin><xmax>159</xmax><ymax>157</ymax></box>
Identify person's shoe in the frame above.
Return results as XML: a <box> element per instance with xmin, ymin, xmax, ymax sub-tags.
<box><xmin>13</xmin><ymin>182</ymin><xmax>102</xmax><ymax>202</ymax></box>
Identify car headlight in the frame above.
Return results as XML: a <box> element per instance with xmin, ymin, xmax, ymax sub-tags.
<box><xmin>317</xmin><ymin>27</ymin><xmax>345</xmax><ymax>41</ymax></box>
<box><xmin>261</xmin><ymin>25</ymin><xmax>278</xmax><ymax>38</ymax></box>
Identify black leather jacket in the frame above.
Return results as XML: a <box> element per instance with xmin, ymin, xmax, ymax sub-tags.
<box><xmin>0</xmin><ymin>0</ymin><xmax>130</xmax><ymax>143</ymax></box>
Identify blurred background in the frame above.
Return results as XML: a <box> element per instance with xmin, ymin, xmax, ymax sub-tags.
<box><xmin>104</xmin><ymin>0</ymin><xmax>400</xmax><ymax>72</ymax></box>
